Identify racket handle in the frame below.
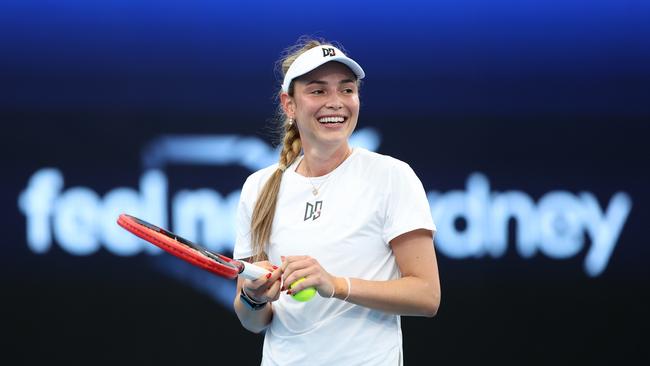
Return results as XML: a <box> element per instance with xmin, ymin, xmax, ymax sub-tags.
<box><xmin>238</xmin><ymin>261</ymin><xmax>271</xmax><ymax>280</ymax></box>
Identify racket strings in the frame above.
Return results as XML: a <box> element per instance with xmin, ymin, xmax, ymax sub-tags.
<box><xmin>171</xmin><ymin>235</ymin><xmax>244</xmax><ymax>274</ymax></box>
<box><xmin>170</xmin><ymin>234</ymin><xmax>237</xmax><ymax>269</ymax></box>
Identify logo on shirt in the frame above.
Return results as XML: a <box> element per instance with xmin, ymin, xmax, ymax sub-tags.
<box><xmin>304</xmin><ymin>200</ymin><xmax>323</xmax><ymax>221</ymax></box>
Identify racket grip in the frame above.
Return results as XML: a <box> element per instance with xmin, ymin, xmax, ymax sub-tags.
<box><xmin>238</xmin><ymin>261</ymin><xmax>271</xmax><ymax>280</ymax></box>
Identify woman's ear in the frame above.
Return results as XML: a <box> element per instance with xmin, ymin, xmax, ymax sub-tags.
<box><xmin>280</xmin><ymin>92</ymin><xmax>295</xmax><ymax>119</ymax></box>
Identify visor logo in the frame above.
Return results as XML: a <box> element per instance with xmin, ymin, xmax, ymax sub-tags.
<box><xmin>322</xmin><ymin>48</ymin><xmax>336</xmax><ymax>57</ymax></box>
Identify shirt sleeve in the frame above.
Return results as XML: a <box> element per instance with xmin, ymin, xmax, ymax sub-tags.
<box><xmin>233</xmin><ymin>174</ymin><xmax>256</xmax><ymax>260</ymax></box>
<box><xmin>382</xmin><ymin>160</ymin><xmax>436</xmax><ymax>244</ymax></box>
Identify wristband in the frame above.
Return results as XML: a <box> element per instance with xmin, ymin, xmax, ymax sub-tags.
<box><xmin>343</xmin><ymin>277</ymin><xmax>351</xmax><ymax>302</ymax></box>
<box><xmin>240</xmin><ymin>288</ymin><xmax>268</xmax><ymax>310</ymax></box>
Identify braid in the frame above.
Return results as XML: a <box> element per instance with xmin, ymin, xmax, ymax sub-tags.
<box><xmin>279</xmin><ymin>123</ymin><xmax>302</xmax><ymax>170</ymax></box>
<box><xmin>250</xmin><ymin>120</ymin><xmax>301</xmax><ymax>261</ymax></box>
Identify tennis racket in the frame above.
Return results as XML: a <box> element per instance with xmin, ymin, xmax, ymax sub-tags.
<box><xmin>117</xmin><ymin>213</ymin><xmax>268</xmax><ymax>280</ymax></box>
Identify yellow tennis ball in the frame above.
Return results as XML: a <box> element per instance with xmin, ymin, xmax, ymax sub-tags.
<box><xmin>289</xmin><ymin>278</ymin><xmax>316</xmax><ymax>302</ymax></box>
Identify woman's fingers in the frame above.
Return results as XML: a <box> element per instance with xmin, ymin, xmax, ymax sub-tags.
<box><xmin>244</xmin><ymin>264</ymin><xmax>283</xmax><ymax>302</ymax></box>
<box><xmin>242</xmin><ymin>256</ymin><xmax>338</xmax><ymax>299</ymax></box>
<box><xmin>280</xmin><ymin>255</ymin><xmax>310</xmax><ymax>274</ymax></box>
<box><xmin>283</xmin><ymin>268</ymin><xmax>314</xmax><ymax>290</ymax></box>
<box><xmin>266</xmin><ymin>274</ymin><xmax>282</xmax><ymax>301</ymax></box>
<box><xmin>281</xmin><ymin>255</ymin><xmax>336</xmax><ymax>298</ymax></box>
<box><xmin>286</xmin><ymin>274</ymin><xmax>318</xmax><ymax>293</ymax></box>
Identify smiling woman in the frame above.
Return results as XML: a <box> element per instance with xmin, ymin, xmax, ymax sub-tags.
<box><xmin>283</xmin><ymin>62</ymin><xmax>359</xmax><ymax>173</ymax></box>
<box><xmin>232</xmin><ymin>37</ymin><xmax>441</xmax><ymax>365</ymax></box>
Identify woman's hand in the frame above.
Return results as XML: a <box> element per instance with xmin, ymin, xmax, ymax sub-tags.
<box><xmin>281</xmin><ymin>255</ymin><xmax>341</xmax><ymax>298</ymax></box>
<box><xmin>241</xmin><ymin>261</ymin><xmax>283</xmax><ymax>303</ymax></box>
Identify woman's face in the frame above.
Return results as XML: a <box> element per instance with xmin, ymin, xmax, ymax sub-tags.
<box><xmin>284</xmin><ymin>62</ymin><xmax>360</xmax><ymax>152</ymax></box>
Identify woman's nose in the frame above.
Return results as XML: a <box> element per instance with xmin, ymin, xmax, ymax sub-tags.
<box><xmin>325</xmin><ymin>94</ymin><xmax>343</xmax><ymax>109</ymax></box>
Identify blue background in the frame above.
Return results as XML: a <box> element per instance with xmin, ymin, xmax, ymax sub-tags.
<box><xmin>2</xmin><ymin>1</ymin><xmax>649</xmax><ymax>364</ymax></box>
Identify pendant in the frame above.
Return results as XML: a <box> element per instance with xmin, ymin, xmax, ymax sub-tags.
<box><xmin>312</xmin><ymin>188</ymin><xmax>318</xmax><ymax>196</ymax></box>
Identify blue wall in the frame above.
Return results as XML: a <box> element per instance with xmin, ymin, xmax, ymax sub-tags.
<box><xmin>2</xmin><ymin>1</ymin><xmax>649</xmax><ymax>364</ymax></box>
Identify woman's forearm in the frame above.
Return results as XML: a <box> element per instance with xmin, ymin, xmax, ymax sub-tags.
<box><xmin>332</xmin><ymin>275</ymin><xmax>440</xmax><ymax>317</ymax></box>
<box><xmin>233</xmin><ymin>294</ymin><xmax>274</xmax><ymax>333</ymax></box>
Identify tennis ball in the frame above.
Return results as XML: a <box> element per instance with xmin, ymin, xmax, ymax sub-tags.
<box><xmin>289</xmin><ymin>278</ymin><xmax>316</xmax><ymax>302</ymax></box>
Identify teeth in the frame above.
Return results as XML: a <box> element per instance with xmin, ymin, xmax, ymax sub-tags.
<box><xmin>318</xmin><ymin>116</ymin><xmax>345</xmax><ymax>123</ymax></box>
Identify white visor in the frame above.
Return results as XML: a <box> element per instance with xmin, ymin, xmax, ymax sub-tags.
<box><xmin>281</xmin><ymin>45</ymin><xmax>365</xmax><ymax>92</ymax></box>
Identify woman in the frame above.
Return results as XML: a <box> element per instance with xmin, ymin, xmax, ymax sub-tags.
<box><xmin>233</xmin><ymin>38</ymin><xmax>441</xmax><ymax>365</ymax></box>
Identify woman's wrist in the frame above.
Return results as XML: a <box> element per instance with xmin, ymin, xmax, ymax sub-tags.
<box><xmin>242</xmin><ymin>287</ymin><xmax>266</xmax><ymax>304</ymax></box>
<box><xmin>333</xmin><ymin>277</ymin><xmax>351</xmax><ymax>301</ymax></box>
<box><xmin>240</xmin><ymin>288</ymin><xmax>268</xmax><ymax>310</ymax></box>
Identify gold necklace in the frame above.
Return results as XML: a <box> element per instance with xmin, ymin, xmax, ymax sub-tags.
<box><xmin>303</xmin><ymin>148</ymin><xmax>352</xmax><ymax>196</ymax></box>
<box><xmin>304</xmin><ymin>164</ymin><xmax>326</xmax><ymax>196</ymax></box>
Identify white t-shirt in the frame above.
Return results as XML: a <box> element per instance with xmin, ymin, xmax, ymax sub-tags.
<box><xmin>234</xmin><ymin>147</ymin><xmax>435</xmax><ymax>366</ymax></box>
